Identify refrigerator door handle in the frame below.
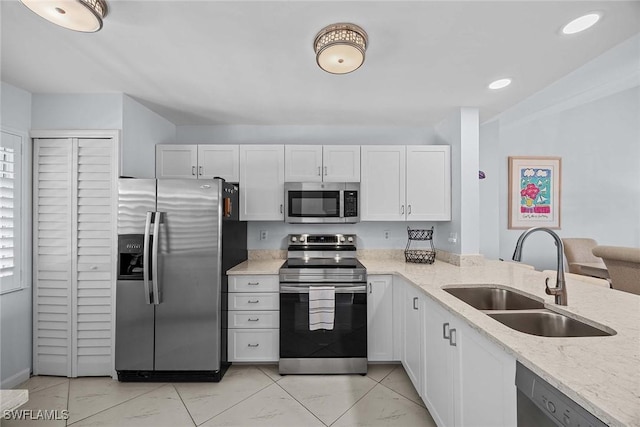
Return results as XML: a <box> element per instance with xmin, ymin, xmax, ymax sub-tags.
<box><xmin>152</xmin><ymin>211</ymin><xmax>162</xmax><ymax>305</ymax></box>
<box><xmin>143</xmin><ymin>211</ymin><xmax>153</xmax><ymax>304</ymax></box>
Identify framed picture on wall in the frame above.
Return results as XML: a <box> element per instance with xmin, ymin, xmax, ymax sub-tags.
<box><xmin>508</xmin><ymin>156</ymin><xmax>562</xmax><ymax>229</ymax></box>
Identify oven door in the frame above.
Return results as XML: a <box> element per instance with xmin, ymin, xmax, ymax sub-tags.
<box><xmin>279</xmin><ymin>284</ymin><xmax>367</xmax><ymax>360</ymax></box>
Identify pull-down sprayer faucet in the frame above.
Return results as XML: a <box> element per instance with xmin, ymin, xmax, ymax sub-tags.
<box><xmin>512</xmin><ymin>227</ymin><xmax>567</xmax><ymax>306</ymax></box>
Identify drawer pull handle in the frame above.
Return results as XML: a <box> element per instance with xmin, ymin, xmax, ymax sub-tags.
<box><xmin>248</xmin><ymin>282</ymin><xmax>260</xmax><ymax>286</ymax></box>
<box><xmin>247</xmin><ymin>343</ymin><xmax>260</xmax><ymax>347</ymax></box>
<box><xmin>413</xmin><ymin>297</ymin><xmax>419</xmax><ymax>310</ymax></box>
<box><xmin>248</xmin><ymin>300</ymin><xmax>259</xmax><ymax>304</ymax></box>
<box><xmin>248</xmin><ymin>318</ymin><xmax>259</xmax><ymax>322</ymax></box>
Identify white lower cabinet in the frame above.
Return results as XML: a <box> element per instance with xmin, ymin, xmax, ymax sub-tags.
<box><xmin>367</xmin><ymin>275</ymin><xmax>394</xmax><ymax>361</ymax></box>
<box><xmin>227</xmin><ymin>275</ymin><xmax>279</xmax><ymax>362</ymax></box>
<box><xmin>402</xmin><ymin>281</ymin><xmax>424</xmax><ymax>392</ymax></box>
<box><xmin>422</xmin><ymin>296</ymin><xmax>517</xmax><ymax>427</ymax></box>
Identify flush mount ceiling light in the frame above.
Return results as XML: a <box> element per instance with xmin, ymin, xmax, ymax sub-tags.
<box><xmin>562</xmin><ymin>13</ymin><xmax>601</xmax><ymax>35</ymax></box>
<box><xmin>488</xmin><ymin>78</ymin><xmax>512</xmax><ymax>90</ymax></box>
<box><xmin>20</xmin><ymin>0</ymin><xmax>108</xmax><ymax>32</ymax></box>
<box><xmin>314</xmin><ymin>23</ymin><xmax>368</xmax><ymax>74</ymax></box>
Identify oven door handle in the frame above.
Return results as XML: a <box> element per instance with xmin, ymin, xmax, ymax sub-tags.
<box><xmin>280</xmin><ymin>285</ymin><xmax>367</xmax><ymax>294</ymax></box>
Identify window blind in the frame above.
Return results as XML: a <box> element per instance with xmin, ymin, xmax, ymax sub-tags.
<box><xmin>0</xmin><ymin>131</ymin><xmax>21</xmax><ymax>292</ymax></box>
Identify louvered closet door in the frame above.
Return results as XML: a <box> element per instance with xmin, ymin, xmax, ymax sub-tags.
<box><xmin>33</xmin><ymin>139</ymin><xmax>74</xmax><ymax>376</ymax></box>
<box><xmin>74</xmin><ymin>138</ymin><xmax>115</xmax><ymax>376</ymax></box>
<box><xmin>34</xmin><ymin>136</ymin><xmax>117</xmax><ymax>377</ymax></box>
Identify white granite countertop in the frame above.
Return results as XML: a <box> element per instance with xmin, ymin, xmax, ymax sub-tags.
<box><xmin>226</xmin><ymin>258</ymin><xmax>640</xmax><ymax>426</ymax></box>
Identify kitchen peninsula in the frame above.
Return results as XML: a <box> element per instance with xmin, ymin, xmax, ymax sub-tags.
<box><xmin>227</xmin><ymin>257</ymin><xmax>640</xmax><ymax>427</ymax></box>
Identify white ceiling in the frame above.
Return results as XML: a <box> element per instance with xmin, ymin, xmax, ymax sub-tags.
<box><xmin>1</xmin><ymin>1</ymin><xmax>639</xmax><ymax>126</ymax></box>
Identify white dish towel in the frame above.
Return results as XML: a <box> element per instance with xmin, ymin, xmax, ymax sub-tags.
<box><xmin>308</xmin><ymin>285</ymin><xmax>335</xmax><ymax>331</ymax></box>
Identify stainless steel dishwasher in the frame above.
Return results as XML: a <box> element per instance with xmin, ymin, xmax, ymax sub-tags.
<box><xmin>515</xmin><ymin>362</ymin><xmax>607</xmax><ymax>427</ymax></box>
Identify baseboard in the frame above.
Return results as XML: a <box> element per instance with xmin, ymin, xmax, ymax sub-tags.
<box><xmin>1</xmin><ymin>368</ymin><xmax>31</xmax><ymax>389</ymax></box>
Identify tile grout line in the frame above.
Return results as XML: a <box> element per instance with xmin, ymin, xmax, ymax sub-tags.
<box><xmin>65</xmin><ymin>378</ymin><xmax>71</xmax><ymax>427</ymax></box>
<box><xmin>273</xmin><ymin>380</ymin><xmax>330</xmax><ymax>427</ymax></box>
<box><xmin>326</xmin><ymin>381</ymin><xmax>381</xmax><ymax>427</ymax></box>
<box><xmin>17</xmin><ymin>377</ymin><xmax>69</xmax><ymax>396</ymax></box>
<box><xmin>377</xmin><ymin>380</ymin><xmax>429</xmax><ymax>410</ymax></box>
<box><xmin>65</xmin><ymin>381</ymin><xmax>167</xmax><ymax>426</ymax></box>
<box><xmin>195</xmin><ymin>369</ymin><xmax>278</xmax><ymax>426</ymax></box>
<box><xmin>172</xmin><ymin>384</ymin><xmax>198</xmax><ymax>427</ymax></box>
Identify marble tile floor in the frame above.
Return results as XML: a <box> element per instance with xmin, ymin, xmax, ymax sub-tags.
<box><xmin>7</xmin><ymin>364</ymin><xmax>437</xmax><ymax>427</ymax></box>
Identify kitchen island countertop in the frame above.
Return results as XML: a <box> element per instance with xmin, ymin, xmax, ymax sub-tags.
<box><xmin>227</xmin><ymin>257</ymin><xmax>640</xmax><ymax>427</ymax></box>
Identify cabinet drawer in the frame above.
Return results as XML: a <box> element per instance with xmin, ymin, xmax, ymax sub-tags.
<box><xmin>229</xmin><ymin>293</ymin><xmax>279</xmax><ymax>310</ymax></box>
<box><xmin>228</xmin><ymin>329</ymin><xmax>279</xmax><ymax>362</ymax></box>
<box><xmin>229</xmin><ymin>311</ymin><xmax>279</xmax><ymax>329</ymax></box>
<box><xmin>229</xmin><ymin>275</ymin><xmax>279</xmax><ymax>292</ymax></box>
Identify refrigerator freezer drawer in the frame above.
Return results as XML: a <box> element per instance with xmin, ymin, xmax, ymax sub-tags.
<box><xmin>229</xmin><ymin>311</ymin><xmax>280</xmax><ymax>329</ymax></box>
<box><xmin>228</xmin><ymin>275</ymin><xmax>279</xmax><ymax>292</ymax></box>
<box><xmin>228</xmin><ymin>329</ymin><xmax>279</xmax><ymax>362</ymax></box>
<box><xmin>229</xmin><ymin>293</ymin><xmax>279</xmax><ymax>310</ymax></box>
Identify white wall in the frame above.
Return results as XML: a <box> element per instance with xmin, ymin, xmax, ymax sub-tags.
<box><xmin>176</xmin><ymin>125</ymin><xmax>436</xmax><ymax>146</ymax></box>
<box><xmin>31</xmin><ymin>93</ymin><xmax>123</xmax><ymax>129</ymax></box>
<box><xmin>122</xmin><ymin>95</ymin><xmax>176</xmax><ymax>178</ymax></box>
<box><xmin>433</xmin><ymin>108</ymin><xmax>480</xmax><ymax>255</ymax></box>
<box><xmin>480</xmin><ymin>34</ymin><xmax>640</xmax><ymax>270</ymax></box>
<box><xmin>0</xmin><ymin>82</ymin><xmax>33</xmax><ymax>388</ymax></box>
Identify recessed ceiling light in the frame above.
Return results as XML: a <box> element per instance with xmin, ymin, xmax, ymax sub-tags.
<box><xmin>488</xmin><ymin>78</ymin><xmax>512</xmax><ymax>90</ymax></box>
<box><xmin>562</xmin><ymin>13</ymin><xmax>600</xmax><ymax>35</ymax></box>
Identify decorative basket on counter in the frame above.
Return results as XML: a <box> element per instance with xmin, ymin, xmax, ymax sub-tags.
<box><xmin>405</xmin><ymin>226</ymin><xmax>436</xmax><ymax>264</ymax></box>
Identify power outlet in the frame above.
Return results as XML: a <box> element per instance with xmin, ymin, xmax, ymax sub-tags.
<box><xmin>260</xmin><ymin>230</ymin><xmax>268</xmax><ymax>240</ymax></box>
<box><xmin>448</xmin><ymin>232</ymin><xmax>458</xmax><ymax>244</ymax></box>
<box><xmin>384</xmin><ymin>230</ymin><xmax>390</xmax><ymax>240</ymax></box>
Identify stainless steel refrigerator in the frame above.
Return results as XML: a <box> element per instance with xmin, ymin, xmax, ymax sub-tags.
<box><xmin>115</xmin><ymin>178</ymin><xmax>247</xmax><ymax>381</ymax></box>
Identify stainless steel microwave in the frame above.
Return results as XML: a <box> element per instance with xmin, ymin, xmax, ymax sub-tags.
<box><xmin>284</xmin><ymin>182</ymin><xmax>359</xmax><ymax>223</ymax></box>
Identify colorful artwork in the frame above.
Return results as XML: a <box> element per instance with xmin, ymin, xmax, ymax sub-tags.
<box><xmin>508</xmin><ymin>157</ymin><xmax>561</xmax><ymax>229</ymax></box>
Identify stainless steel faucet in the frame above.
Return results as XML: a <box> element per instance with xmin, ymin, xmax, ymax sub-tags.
<box><xmin>512</xmin><ymin>227</ymin><xmax>567</xmax><ymax>306</ymax></box>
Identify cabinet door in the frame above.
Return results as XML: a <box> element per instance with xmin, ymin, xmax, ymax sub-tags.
<box><xmin>392</xmin><ymin>277</ymin><xmax>405</xmax><ymax>361</ymax></box>
<box><xmin>367</xmin><ymin>275</ymin><xmax>394</xmax><ymax>361</ymax></box>
<box><xmin>284</xmin><ymin>145</ymin><xmax>322</xmax><ymax>182</ymax></box>
<box><xmin>239</xmin><ymin>145</ymin><xmax>285</xmax><ymax>221</ymax></box>
<box><xmin>198</xmin><ymin>145</ymin><xmax>239</xmax><ymax>182</ymax></box>
<box><xmin>361</xmin><ymin>146</ymin><xmax>406</xmax><ymax>220</ymax></box>
<box><xmin>155</xmin><ymin>144</ymin><xmax>197</xmax><ymax>179</ymax></box>
<box><xmin>406</xmin><ymin>146</ymin><xmax>451</xmax><ymax>221</ymax></box>
<box><xmin>456</xmin><ymin>322</ymin><xmax>517</xmax><ymax>427</ymax></box>
<box><xmin>323</xmin><ymin>145</ymin><xmax>361</xmax><ymax>182</ymax></box>
<box><xmin>423</xmin><ymin>298</ymin><xmax>455</xmax><ymax>427</ymax></box>
<box><xmin>402</xmin><ymin>284</ymin><xmax>422</xmax><ymax>393</ymax></box>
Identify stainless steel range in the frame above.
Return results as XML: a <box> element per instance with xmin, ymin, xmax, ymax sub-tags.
<box><xmin>279</xmin><ymin>233</ymin><xmax>367</xmax><ymax>375</ymax></box>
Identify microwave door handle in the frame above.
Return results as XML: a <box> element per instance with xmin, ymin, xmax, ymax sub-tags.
<box><xmin>143</xmin><ymin>211</ymin><xmax>153</xmax><ymax>304</ymax></box>
<box><xmin>152</xmin><ymin>212</ymin><xmax>162</xmax><ymax>305</ymax></box>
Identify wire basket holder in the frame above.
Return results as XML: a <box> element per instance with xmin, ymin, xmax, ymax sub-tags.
<box><xmin>405</xmin><ymin>226</ymin><xmax>436</xmax><ymax>264</ymax></box>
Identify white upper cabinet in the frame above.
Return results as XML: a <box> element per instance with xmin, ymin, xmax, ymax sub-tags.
<box><xmin>156</xmin><ymin>144</ymin><xmax>198</xmax><ymax>179</ymax></box>
<box><xmin>285</xmin><ymin>145</ymin><xmax>360</xmax><ymax>182</ymax></box>
<box><xmin>322</xmin><ymin>145</ymin><xmax>360</xmax><ymax>182</ymax></box>
<box><xmin>360</xmin><ymin>146</ymin><xmax>406</xmax><ymax>221</ymax></box>
<box><xmin>156</xmin><ymin>144</ymin><xmax>240</xmax><ymax>182</ymax></box>
<box><xmin>406</xmin><ymin>146</ymin><xmax>451</xmax><ymax>221</ymax></box>
<box><xmin>198</xmin><ymin>145</ymin><xmax>240</xmax><ymax>181</ymax></box>
<box><xmin>361</xmin><ymin>145</ymin><xmax>451</xmax><ymax>221</ymax></box>
<box><xmin>239</xmin><ymin>145</ymin><xmax>285</xmax><ymax>221</ymax></box>
<box><xmin>284</xmin><ymin>145</ymin><xmax>323</xmax><ymax>182</ymax></box>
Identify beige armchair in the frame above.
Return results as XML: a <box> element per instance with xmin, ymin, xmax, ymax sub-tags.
<box><xmin>591</xmin><ymin>246</ymin><xmax>640</xmax><ymax>295</ymax></box>
<box><xmin>562</xmin><ymin>238</ymin><xmax>604</xmax><ymax>274</ymax></box>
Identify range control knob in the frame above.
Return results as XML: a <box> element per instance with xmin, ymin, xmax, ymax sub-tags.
<box><xmin>291</xmin><ymin>236</ymin><xmax>297</xmax><ymax>242</ymax></box>
<box><xmin>546</xmin><ymin>400</ymin><xmax>556</xmax><ymax>414</ymax></box>
<box><xmin>347</xmin><ymin>236</ymin><xmax>354</xmax><ymax>243</ymax></box>
<box><xmin>299</xmin><ymin>236</ymin><xmax>305</xmax><ymax>243</ymax></box>
<box><xmin>340</xmin><ymin>236</ymin><xmax>346</xmax><ymax>242</ymax></box>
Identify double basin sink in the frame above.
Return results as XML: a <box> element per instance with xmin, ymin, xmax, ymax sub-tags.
<box><xmin>443</xmin><ymin>286</ymin><xmax>615</xmax><ymax>337</ymax></box>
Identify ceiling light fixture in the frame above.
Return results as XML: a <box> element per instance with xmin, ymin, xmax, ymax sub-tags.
<box><xmin>314</xmin><ymin>23</ymin><xmax>368</xmax><ymax>74</ymax></box>
<box><xmin>488</xmin><ymin>78</ymin><xmax>512</xmax><ymax>90</ymax></box>
<box><xmin>20</xmin><ymin>0</ymin><xmax>108</xmax><ymax>33</ymax></box>
<box><xmin>562</xmin><ymin>13</ymin><xmax>600</xmax><ymax>35</ymax></box>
